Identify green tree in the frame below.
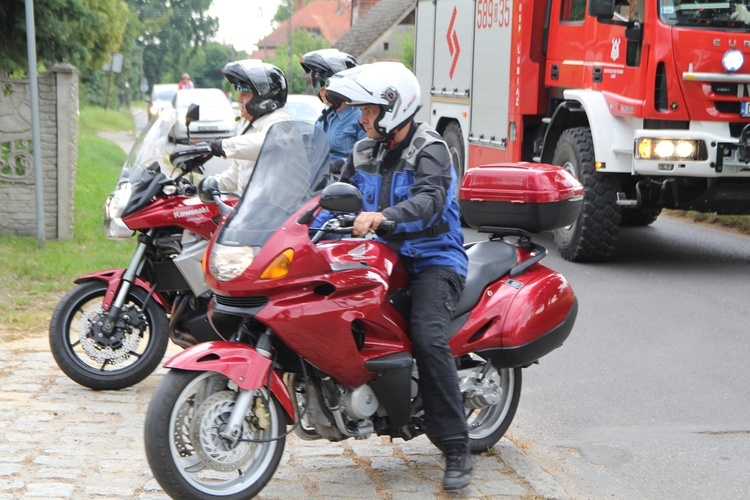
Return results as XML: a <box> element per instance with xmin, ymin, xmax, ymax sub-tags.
<box><xmin>397</xmin><ymin>32</ymin><xmax>414</xmax><ymax>71</ymax></box>
<box><xmin>265</xmin><ymin>29</ymin><xmax>330</xmax><ymax>94</ymax></box>
<box><xmin>128</xmin><ymin>0</ymin><xmax>218</xmax><ymax>93</ymax></box>
<box><xmin>184</xmin><ymin>41</ymin><xmax>243</xmax><ymax>91</ymax></box>
<box><xmin>0</xmin><ymin>0</ymin><xmax>128</xmax><ymax>74</ymax></box>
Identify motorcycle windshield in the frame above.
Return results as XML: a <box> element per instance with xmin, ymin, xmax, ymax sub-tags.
<box><xmin>217</xmin><ymin>120</ymin><xmax>330</xmax><ymax>247</ymax></box>
<box><xmin>117</xmin><ymin>107</ymin><xmax>179</xmax><ymax>186</ymax></box>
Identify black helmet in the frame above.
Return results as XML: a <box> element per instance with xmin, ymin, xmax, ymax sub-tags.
<box><xmin>300</xmin><ymin>49</ymin><xmax>358</xmax><ymax>108</ymax></box>
<box><xmin>222</xmin><ymin>59</ymin><xmax>288</xmax><ymax>120</ymax></box>
<box><xmin>300</xmin><ymin>49</ymin><xmax>359</xmax><ymax>80</ymax></box>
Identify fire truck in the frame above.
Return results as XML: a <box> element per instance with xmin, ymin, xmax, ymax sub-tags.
<box><xmin>414</xmin><ymin>0</ymin><xmax>750</xmax><ymax>261</ymax></box>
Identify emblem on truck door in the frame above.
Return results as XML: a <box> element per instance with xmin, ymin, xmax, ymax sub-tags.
<box><xmin>611</xmin><ymin>38</ymin><xmax>621</xmax><ymax>62</ymax></box>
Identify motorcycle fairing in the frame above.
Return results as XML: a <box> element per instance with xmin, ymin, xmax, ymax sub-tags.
<box><xmin>164</xmin><ymin>341</ymin><xmax>295</xmax><ymax>420</ymax></box>
<box><xmin>123</xmin><ymin>195</ymin><xmax>228</xmax><ymax>240</ymax></box>
<box><xmin>74</xmin><ymin>269</ymin><xmax>170</xmax><ymax>311</ymax></box>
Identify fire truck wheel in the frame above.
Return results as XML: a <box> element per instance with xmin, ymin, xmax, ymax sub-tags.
<box><xmin>552</xmin><ymin>127</ymin><xmax>621</xmax><ymax>262</ymax></box>
<box><xmin>443</xmin><ymin>122</ymin><xmax>465</xmax><ymax>187</ymax></box>
<box><xmin>443</xmin><ymin>122</ymin><xmax>467</xmax><ymax>225</ymax></box>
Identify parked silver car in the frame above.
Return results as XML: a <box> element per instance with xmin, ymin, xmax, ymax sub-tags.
<box><xmin>169</xmin><ymin>88</ymin><xmax>239</xmax><ymax>144</ymax></box>
<box><xmin>285</xmin><ymin>94</ymin><xmax>323</xmax><ymax>123</ymax></box>
<box><xmin>148</xmin><ymin>83</ymin><xmax>178</xmax><ymax>119</ymax></box>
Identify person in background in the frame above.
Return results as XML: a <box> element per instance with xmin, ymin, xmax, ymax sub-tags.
<box><xmin>178</xmin><ymin>73</ymin><xmax>194</xmax><ymax>89</ymax></box>
<box><xmin>325</xmin><ymin>62</ymin><xmax>472</xmax><ymax>491</ymax></box>
<box><xmin>300</xmin><ymin>49</ymin><xmax>365</xmax><ymax>176</ymax></box>
<box><xmin>200</xmin><ymin>60</ymin><xmax>293</xmax><ymax>195</ymax></box>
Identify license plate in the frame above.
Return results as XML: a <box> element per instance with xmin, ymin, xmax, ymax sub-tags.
<box><xmin>198</xmin><ymin>125</ymin><xmax>218</xmax><ymax>132</ymax></box>
<box><xmin>741</xmin><ymin>102</ymin><xmax>750</xmax><ymax>118</ymax></box>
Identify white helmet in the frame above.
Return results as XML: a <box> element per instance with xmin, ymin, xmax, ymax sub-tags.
<box><xmin>326</xmin><ymin>62</ymin><xmax>421</xmax><ymax>139</ymax></box>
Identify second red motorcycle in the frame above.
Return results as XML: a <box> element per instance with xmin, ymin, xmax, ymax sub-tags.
<box><xmin>49</xmin><ymin>107</ymin><xmax>233</xmax><ymax>390</ymax></box>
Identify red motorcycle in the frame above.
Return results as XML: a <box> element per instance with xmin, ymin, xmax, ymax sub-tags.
<box><xmin>49</xmin><ymin>106</ymin><xmax>233</xmax><ymax>390</ymax></box>
<box><xmin>144</xmin><ymin>120</ymin><xmax>581</xmax><ymax>499</ymax></box>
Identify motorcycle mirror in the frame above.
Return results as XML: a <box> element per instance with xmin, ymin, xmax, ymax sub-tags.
<box><xmin>185</xmin><ymin>104</ymin><xmax>199</xmax><ymax>144</ymax></box>
<box><xmin>319</xmin><ymin>182</ymin><xmax>363</xmax><ymax>213</ymax></box>
<box><xmin>186</xmin><ymin>104</ymin><xmax>200</xmax><ymax>124</ymax></box>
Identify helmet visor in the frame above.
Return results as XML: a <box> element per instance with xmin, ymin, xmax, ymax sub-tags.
<box><xmin>234</xmin><ymin>83</ymin><xmax>253</xmax><ymax>93</ymax></box>
<box><xmin>311</xmin><ymin>73</ymin><xmax>329</xmax><ymax>90</ymax></box>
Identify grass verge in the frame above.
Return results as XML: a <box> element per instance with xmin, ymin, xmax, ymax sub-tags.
<box><xmin>0</xmin><ymin>106</ymin><xmax>137</xmax><ymax>341</ymax></box>
<box><xmin>666</xmin><ymin>210</ymin><xmax>750</xmax><ymax>235</ymax></box>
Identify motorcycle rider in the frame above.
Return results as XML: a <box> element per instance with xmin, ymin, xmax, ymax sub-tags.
<box><xmin>201</xmin><ymin>60</ymin><xmax>293</xmax><ymax>195</ymax></box>
<box><xmin>299</xmin><ymin>49</ymin><xmax>365</xmax><ymax>174</ymax></box>
<box><xmin>325</xmin><ymin>62</ymin><xmax>472</xmax><ymax>491</ymax></box>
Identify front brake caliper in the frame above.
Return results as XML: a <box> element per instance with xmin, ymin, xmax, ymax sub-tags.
<box><xmin>252</xmin><ymin>396</ymin><xmax>271</xmax><ymax>430</ymax></box>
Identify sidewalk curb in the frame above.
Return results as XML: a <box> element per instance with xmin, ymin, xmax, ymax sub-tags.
<box><xmin>496</xmin><ymin>439</ymin><xmax>569</xmax><ymax>499</ymax></box>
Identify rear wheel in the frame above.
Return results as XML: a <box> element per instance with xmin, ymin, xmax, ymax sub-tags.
<box><xmin>145</xmin><ymin>370</ymin><xmax>286</xmax><ymax>500</ymax></box>
<box><xmin>552</xmin><ymin>127</ymin><xmax>621</xmax><ymax>262</ymax></box>
<box><xmin>428</xmin><ymin>355</ymin><xmax>522</xmax><ymax>453</ymax></box>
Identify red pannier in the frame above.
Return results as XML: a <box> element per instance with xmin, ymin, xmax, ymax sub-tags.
<box><xmin>459</xmin><ymin>162</ymin><xmax>584</xmax><ymax>233</ymax></box>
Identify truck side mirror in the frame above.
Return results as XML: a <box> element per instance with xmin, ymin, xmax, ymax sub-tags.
<box><xmin>589</xmin><ymin>0</ymin><xmax>615</xmax><ymax>19</ymax></box>
<box><xmin>625</xmin><ymin>22</ymin><xmax>643</xmax><ymax>42</ymax></box>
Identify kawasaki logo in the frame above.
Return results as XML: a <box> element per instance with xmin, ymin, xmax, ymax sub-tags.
<box><xmin>174</xmin><ymin>206</ymin><xmax>210</xmax><ymax>218</ymax></box>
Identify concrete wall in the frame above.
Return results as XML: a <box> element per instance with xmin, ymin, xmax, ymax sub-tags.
<box><xmin>0</xmin><ymin>63</ymin><xmax>79</xmax><ymax>239</ymax></box>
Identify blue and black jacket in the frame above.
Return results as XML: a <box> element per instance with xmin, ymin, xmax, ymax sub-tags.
<box><xmin>340</xmin><ymin>122</ymin><xmax>468</xmax><ymax>277</ymax></box>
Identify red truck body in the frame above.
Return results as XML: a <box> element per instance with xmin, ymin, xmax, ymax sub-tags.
<box><xmin>415</xmin><ymin>0</ymin><xmax>750</xmax><ymax>261</ymax></box>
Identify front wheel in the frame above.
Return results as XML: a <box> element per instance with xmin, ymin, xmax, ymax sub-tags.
<box><xmin>48</xmin><ymin>281</ymin><xmax>169</xmax><ymax>390</ymax></box>
<box><xmin>552</xmin><ymin>127</ymin><xmax>621</xmax><ymax>262</ymax></box>
<box><xmin>145</xmin><ymin>370</ymin><xmax>286</xmax><ymax>500</ymax></box>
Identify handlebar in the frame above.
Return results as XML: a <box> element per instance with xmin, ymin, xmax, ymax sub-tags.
<box><xmin>311</xmin><ymin>215</ymin><xmax>396</xmax><ymax>243</ymax></box>
<box><xmin>169</xmin><ymin>144</ymin><xmax>214</xmax><ymax>175</ymax></box>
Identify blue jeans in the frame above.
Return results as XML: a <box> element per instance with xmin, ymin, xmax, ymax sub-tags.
<box><xmin>408</xmin><ymin>266</ymin><xmax>467</xmax><ymax>441</ymax></box>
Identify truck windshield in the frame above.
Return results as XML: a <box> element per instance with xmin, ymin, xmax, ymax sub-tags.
<box><xmin>659</xmin><ymin>0</ymin><xmax>750</xmax><ymax>30</ymax></box>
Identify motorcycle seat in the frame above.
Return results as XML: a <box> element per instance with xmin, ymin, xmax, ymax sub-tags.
<box><xmin>455</xmin><ymin>241</ymin><xmax>518</xmax><ymax>316</ymax></box>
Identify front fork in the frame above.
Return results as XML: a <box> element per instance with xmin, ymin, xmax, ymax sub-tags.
<box><xmin>102</xmin><ymin>230</ymin><xmax>153</xmax><ymax>334</ymax></box>
<box><xmin>220</xmin><ymin>327</ymin><xmax>275</xmax><ymax>443</ymax></box>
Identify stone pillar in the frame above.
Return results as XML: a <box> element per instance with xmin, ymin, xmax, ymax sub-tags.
<box><xmin>52</xmin><ymin>63</ymin><xmax>79</xmax><ymax>240</ymax></box>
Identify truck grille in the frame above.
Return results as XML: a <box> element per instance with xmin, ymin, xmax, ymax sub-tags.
<box><xmin>711</xmin><ymin>83</ymin><xmax>738</xmax><ymax>96</ymax></box>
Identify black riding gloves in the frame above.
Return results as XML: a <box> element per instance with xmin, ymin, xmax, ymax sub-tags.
<box><xmin>209</xmin><ymin>139</ymin><xmax>226</xmax><ymax>158</ymax></box>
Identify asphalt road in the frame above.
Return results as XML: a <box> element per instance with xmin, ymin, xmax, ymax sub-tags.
<box><xmin>465</xmin><ymin>218</ymin><xmax>750</xmax><ymax>499</ymax></box>
<box><xmin>108</xmin><ymin>110</ymin><xmax>750</xmax><ymax>497</ymax></box>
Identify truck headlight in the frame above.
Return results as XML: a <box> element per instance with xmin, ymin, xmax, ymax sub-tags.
<box><xmin>635</xmin><ymin>138</ymin><xmax>707</xmax><ymax>161</ymax></box>
<box><xmin>209</xmin><ymin>243</ymin><xmax>258</xmax><ymax>282</ymax></box>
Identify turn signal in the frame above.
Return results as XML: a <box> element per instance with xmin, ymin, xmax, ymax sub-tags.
<box><xmin>260</xmin><ymin>249</ymin><xmax>294</xmax><ymax>280</ymax></box>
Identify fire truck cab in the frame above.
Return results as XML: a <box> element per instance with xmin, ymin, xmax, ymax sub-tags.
<box><xmin>415</xmin><ymin>0</ymin><xmax>750</xmax><ymax>261</ymax></box>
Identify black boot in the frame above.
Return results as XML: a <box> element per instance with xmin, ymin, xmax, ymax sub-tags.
<box><xmin>441</xmin><ymin>436</ymin><xmax>473</xmax><ymax>490</ymax></box>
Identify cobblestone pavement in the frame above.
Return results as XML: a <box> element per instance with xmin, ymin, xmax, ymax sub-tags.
<box><xmin>0</xmin><ymin>334</ymin><xmax>566</xmax><ymax>499</ymax></box>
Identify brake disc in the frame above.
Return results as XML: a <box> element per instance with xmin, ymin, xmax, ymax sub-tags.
<box><xmin>79</xmin><ymin>304</ymin><xmax>146</xmax><ymax>364</ymax></box>
<box><xmin>190</xmin><ymin>390</ymin><xmax>257</xmax><ymax>471</ymax></box>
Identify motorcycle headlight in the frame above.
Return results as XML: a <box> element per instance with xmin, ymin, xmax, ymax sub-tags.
<box><xmin>102</xmin><ymin>185</ymin><xmax>135</xmax><ymax>238</ymax></box>
<box><xmin>209</xmin><ymin>243</ymin><xmax>258</xmax><ymax>282</ymax></box>
<box><xmin>103</xmin><ymin>184</ymin><xmax>132</xmax><ymax>220</ymax></box>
